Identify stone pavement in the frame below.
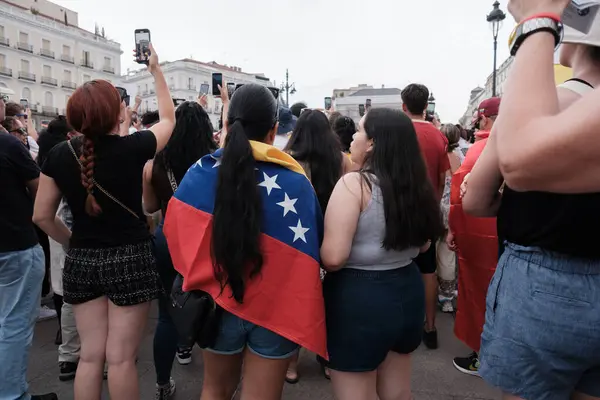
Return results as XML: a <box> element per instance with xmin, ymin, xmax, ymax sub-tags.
<box><xmin>27</xmin><ymin>308</ymin><xmax>499</xmax><ymax>400</ymax></box>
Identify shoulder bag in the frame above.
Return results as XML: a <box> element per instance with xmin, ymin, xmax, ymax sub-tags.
<box><xmin>164</xmin><ymin>163</ymin><xmax>223</xmax><ymax>349</ymax></box>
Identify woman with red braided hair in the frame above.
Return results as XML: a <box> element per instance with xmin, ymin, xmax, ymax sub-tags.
<box><xmin>33</xmin><ymin>44</ymin><xmax>175</xmax><ymax>399</ymax></box>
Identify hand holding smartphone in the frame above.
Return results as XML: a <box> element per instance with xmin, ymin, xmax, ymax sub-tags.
<box><xmin>324</xmin><ymin>97</ymin><xmax>332</xmax><ymax>111</ymax></box>
<box><xmin>212</xmin><ymin>73</ymin><xmax>223</xmax><ymax>96</ymax></box>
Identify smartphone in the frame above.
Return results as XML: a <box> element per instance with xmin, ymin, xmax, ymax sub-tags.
<box><xmin>324</xmin><ymin>97</ymin><xmax>332</xmax><ymax>110</ymax></box>
<box><xmin>212</xmin><ymin>73</ymin><xmax>223</xmax><ymax>96</ymax></box>
<box><xmin>134</xmin><ymin>29</ymin><xmax>151</xmax><ymax>65</ymax></box>
<box><xmin>366</xmin><ymin>98</ymin><xmax>372</xmax><ymax>110</ymax></box>
<box><xmin>200</xmin><ymin>83</ymin><xmax>210</xmax><ymax>96</ymax></box>
<box><xmin>227</xmin><ymin>82</ymin><xmax>236</xmax><ymax>98</ymax></box>
<box><xmin>20</xmin><ymin>98</ymin><xmax>28</xmax><ymax>109</ymax></box>
<box><xmin>359</xmin><ymin>104</ymin><xmax>365</xmax><ymax>117</ymax></box>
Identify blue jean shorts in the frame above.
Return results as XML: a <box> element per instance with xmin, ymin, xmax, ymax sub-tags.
<box><xmin>480</xmin><ymin>243</ymin><xmax>600</xmax><ymax>400</ymax></box>
<box><xmin>205</xmin><ymin>310</ymin><xmax>299</xmax><ymax>360</ymax></box>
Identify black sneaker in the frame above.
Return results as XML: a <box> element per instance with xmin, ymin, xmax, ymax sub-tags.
<box><xmin>423</xmin><ymin>328</ymin><xmax>438</xmax><ymax>349</ymax></box>
<box><xmin>155</xmin><ymin>377</ymin><xmax>176</xmax><ymax>400</ymax></box>
<box><xmin>453</xmin><ymin>352</ymin><xmax>480</xmax><ymax>376</ymax></box>
<box><xmin>31</xmin><ymin>393</ymin><xmax>58</xmax><ymax>400</ymax></box>
<box><xmin>58</xmin><ymin>361</ymin><xmax>77</xmax><ymax>381</ymax></box>
<box><xmin>176</xmin><ymin>347</ymin><xmax>192</xmax><ymax>365</ymax></box>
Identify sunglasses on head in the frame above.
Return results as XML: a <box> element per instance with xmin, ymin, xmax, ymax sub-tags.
<box><xmin>16</xmin><ymin>113</ymin><xmax>28</xmax><ymax>120</ymax></box>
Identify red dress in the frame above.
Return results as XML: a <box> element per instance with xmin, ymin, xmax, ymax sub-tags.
<box><xmin>449</xmin><ymin>139</ymin><xmax>498</xmax><ymax>352</ymax></box>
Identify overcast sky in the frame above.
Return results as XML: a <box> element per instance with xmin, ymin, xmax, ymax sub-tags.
<box><xmin>54</xmin><ymin>0</ymin><xmax>516</xmax><ymax>122</ymax></box>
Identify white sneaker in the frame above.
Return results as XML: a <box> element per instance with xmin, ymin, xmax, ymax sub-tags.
<box><xmin>37</xmin><ymin>305</ymin><xmax>57</xmax><ymax>321</ymax></box>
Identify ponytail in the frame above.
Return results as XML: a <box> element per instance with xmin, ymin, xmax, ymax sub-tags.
<box><xmin>211</xmin><ymin>120</ymin><xmax>263</xmax><ymax>303</ymax></box>
<box><xmin>80</xmin><ymin>136</ymin><xmax>102</xmax><ymax>216</ymax></box>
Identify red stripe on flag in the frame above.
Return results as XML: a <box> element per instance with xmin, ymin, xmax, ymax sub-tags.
<box><xmin>164</xmin><ymin>197</ymin><xmax>328</xmax><ymax>359</ymax></box>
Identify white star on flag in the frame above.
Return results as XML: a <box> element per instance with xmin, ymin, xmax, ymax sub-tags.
<box><xmin>289</xmin><ymin>219</ymin><xmax>309</xmax><ymax>243</ymax></box>
<box><xmin>211</xmin><ymin>155</ymin><xmax>221</xmax><ymax>168</ymax></box>
<box><xmin>276</xmin><ymin>193</ymin><xmax>298</xmax><ymax>217</ymax></box>
<box><xmin>196</xmin><ymin>158</ymin><xmax>203</xmax><ymax>167</ymax></box>
<box><xmin>258</xmin><ymin>172</ymin><xmax>281</xmax><ymax>195</ymax></box>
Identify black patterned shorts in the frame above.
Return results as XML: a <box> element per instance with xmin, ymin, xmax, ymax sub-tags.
<box><xmin>63</xmin><ymin>240</ymin><xmax>163</xmax><ymax>306</ymax></box>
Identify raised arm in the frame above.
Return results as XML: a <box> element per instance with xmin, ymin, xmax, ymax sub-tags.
<box><xmin>145</xmin><ymin>44</ymin><xmax>175</xmax><ymax>153</ymax></box>
<box><xmin>495</xmin><ymin>0</ymin><xmax>600</xmax><ymax>193</ymax></box>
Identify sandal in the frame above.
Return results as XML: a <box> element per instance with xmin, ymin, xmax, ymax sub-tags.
<box><xmin>285</xmin><ymin>369</ymin><xmax>299</xmax><ymax>384</ymax></box>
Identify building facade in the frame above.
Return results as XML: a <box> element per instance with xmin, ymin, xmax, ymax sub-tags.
<box><xmin>333</xmin><ymin>86</ymin><xmax>403</xmax><ymax>124</ymax></box>
<box><xmin>0</xmin><ymin>0</ymin><xmax>122</xmax><ymax>125</ymax></box>
<box><xmin>119</xmin><ymin>59</ymin><xmax>272</xmax><ymax>128</ymax></box>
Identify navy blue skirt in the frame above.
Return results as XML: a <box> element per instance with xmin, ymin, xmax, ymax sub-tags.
<box><xmin>323</xmin><ymin>263</ymin><xmax>425</xmax><ymax>372</ymax></box>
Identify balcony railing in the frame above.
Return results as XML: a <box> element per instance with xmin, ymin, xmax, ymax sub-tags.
<box><xmin>42</xmin><ymin>106</ymin><xmax>58</xmax><ymax>116</ymax></box>
<box><xmin>29</xmin><ymin>104</ymin><xmax>38</xmax><ymax>112</ymax></box>
<box><xmin>40</xmin><ymin>48</ymin><xmax>55</xmax><ymax>59</ymax></box>
<box><xmin>149</xmin><ymin>88</ymin><xmax>155</xmax><ymax>94</ymax></box>
<box><xmin>0</xmin><ymin>66</ymin><xmax>12</xmax><ymax>77</ymax></box>
<box><xmin>0</xmin><ymin>37</ymin><xmax>9</xmax><ymax>47</ymax></box>
<box><xmin>41</xmin><ymin>76</ymin><xmax>58</xmax><ymax>86</ymax></box>
<box><xmin>61</xmin><ymin>80</ymin><xmax>77</xmax><ymax>90</ymax></box>
<box><xmin>18</xmin><ymin>71</ymin><xmax>36</xmax><ymax>81</ymax></box>
<box><xmin>102</xmin><ymin>65</ymin><xmax>115</xmax><ymax>74</ymax></box>
<box><xmin>61</xmin><ymin>54</ymin><xmax>74</xmax><ymax>64</ymax></box>
<box><xmin>141</xmin><ymin>90</ymin><xmax>148</xmax><ymax>95</ymax></box>
<box><xmin>17</xmin><ymin>42</ymin><xmax>33</xmax><ymax>53</ymax></box>
<box><xmin>80</xmin><ymin>60</ymin><xmax>94</xmax><ymax>69</ymax></box>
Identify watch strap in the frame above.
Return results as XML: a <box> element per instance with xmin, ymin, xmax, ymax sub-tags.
<box><xmin>509</xmin><ymin>17</ymin><xmax>563</xmax><ymax>56</ymax></box>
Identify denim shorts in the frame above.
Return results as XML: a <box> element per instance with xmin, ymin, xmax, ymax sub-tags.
<box><xmin>323</xmin><ymin>264</ymin><xmax>424</xmax><ymax>372</ymax></box>
<box><xmin>480</xmin><ymin>243</ymin><xmax>600</xmax><ymax>400</ymax></box>
<box><xmin>205</xmin><ymin>310</ymin><xmax>299</xmax><ymax>359</ymax></box>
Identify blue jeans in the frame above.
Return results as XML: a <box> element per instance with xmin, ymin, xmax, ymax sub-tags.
<box><xmin>480</xmin><ymin>243</ymin><xmax>600</xmax><ymax>400</ymax></box>
<box><xmin>0</xmin><ymin>245</ymin><xmax>44</xmax><ymax>400</ymax></box>
<box><xmin>152</xmin><ymin>224</ymin><xmax>182</xmax><ymax>386</ymax></box>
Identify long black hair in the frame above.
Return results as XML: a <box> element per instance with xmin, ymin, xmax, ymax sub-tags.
<box><xmin>361</xmin><ymin>108</ymin><xmax>443</xmax><ymax>249</ymax></box>
<box><xmin>154</xmin><ymin>101</ymin><xmax>217</xmax><ymax>182</ymax></box>
<box><xmin>212</xmin><ymin>84</ymin><xmax>278</xmax><ymax>303</ymax></box>
<box><xmin>285</xmin><ymin>110</ymin><xmax>343</xmax><ymax>213</ymax></box>
<box><xmin>332</xmin><ymin>115</ymin><xmax>356</xmax><ymax>153</ymax></box>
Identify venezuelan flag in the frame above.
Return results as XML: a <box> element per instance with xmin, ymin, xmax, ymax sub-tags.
<box><xmin>164</xmin><ymin>141</ymin><xmax>327</xmax><ymax>359</ymax></box>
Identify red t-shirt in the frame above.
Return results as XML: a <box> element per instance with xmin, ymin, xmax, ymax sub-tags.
<box><xmin>413</xmin><ymin>120</ymin><xmax>450</xmax><ymax>198</ymax></box>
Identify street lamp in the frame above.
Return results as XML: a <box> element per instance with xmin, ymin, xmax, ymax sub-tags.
<box><xmin>427</xmin><ymin>92</ymin><xmax>436</xmax><ymax>113</ymax></box>
<box><xmin>487</xmin><ymin>1</ymin><xmax>506</xmax><ymax>97</ymax></box>
<box><xmin>279</xmin><ymin>69</ymin><xmax>296</xmax><ymax>106</ymax></box>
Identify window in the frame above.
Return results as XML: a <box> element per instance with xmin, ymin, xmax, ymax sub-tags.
<box><xmin>43</xmin><ymin>65</ymin><xmax>51</xmax><ymax>77</ymax></box>
<box><xmin>44</xmin><ymin>91</ymin><xmax>54</xmax><ymax>107</ymax></box>
<box><xmin>144</xmin><ymin>83</ymin><xmax>148</xmax><ymax>92</ymax></box>
<box><xmin>19</xmin><ymin>32</ymin><xmax>29</xmax><ymax>44</ymax></box>
<box><xmin>63</xmin><ymin>70</ymin><xmax>72</xmax><ymax>81</ymax></box>
<box><xmin>137</xmin><ymin>85</ymin><xmax>141</xmax><ymax>93</ymax></box>
<box><xmin>103</xmin><ymin>57</ymin><xmax>111</xmax><ymax>68</ymax></box>
<box><xmin>169</xmin><ymin>76</ymin><xmax>174</xmax><ymax>87</ymax></box>
<box><xmin>42</xmin><ymin>39</ymin><xmax>50</xmax><ymax>50</ymax></box>
<box><xmin>144</xmin><ymin>100</ymin><xmax>148</xmax><ymax>110</ymax></box>
<box><xmin>83</xmin><ymin>74</ymin><xmax>91</xmax><ymax>83</ymax></box>
<box><xmin>188</xmin><ymin>77</ymin><xmax>194</xmax><ymax>88</ymax></box>
<box><xmin>20</xmin><ymin>59</ymin><xmax>30</xmax><ymax>72</ymax></box>
<box><xmin>22</xmin><ymin>87</ymin><xmax>31</xmax><ymax>102</ymax></box>
<box><xmin>82</xmin><ymin>50</ymin><xmax>90</xmax><ymax>65</ymax></box>
<box><xmin>0</xmin><ymin>54</ymin><xmax>5</xmax><ymax>67</ymax></box>
<box><xmin>65</xmin><ymin>94</ymin><xmax>70</xmax><ymax>106</ymax></box>
<box><xmin>62</xmin><ymin>45</ymin><xmax>70</xmax><ymax>56</ymax></box>
<box><xmin>0</xmin><ymin>26</ymin><xmax>4</xmax><ymax>37</ymax></box>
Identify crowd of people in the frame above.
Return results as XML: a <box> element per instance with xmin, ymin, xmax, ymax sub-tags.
<box><xmin>1</xmin><ymin>0</ymin><xmax>599</xmax><ymax>399</ymax></box>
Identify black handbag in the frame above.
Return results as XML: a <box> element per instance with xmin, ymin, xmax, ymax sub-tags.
<box><xmin>169</xmin><ymin>274</ymin><xmax>223</xmax><ymax>349</ymax></box>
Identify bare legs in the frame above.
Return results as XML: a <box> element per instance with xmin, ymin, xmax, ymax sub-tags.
<box><xmin>201</xmin><ymin>348</ymin><xmax>291</xmax><ymax>400</ymax></box>
<box><xmin>330</xmin><ymin>352</ymin><xmax>412</xmax><ymax>400</ymax></box>
<box><xmin>72</xmin><ymin>297</ymin><xmax>150</xmax><ymax>400</ymax></box>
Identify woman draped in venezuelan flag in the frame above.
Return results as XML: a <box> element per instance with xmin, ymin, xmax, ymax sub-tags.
<box><xmin>164</xmin><ymin>84</ymin><xmax>326</xmax><ymax>400</ymax></box>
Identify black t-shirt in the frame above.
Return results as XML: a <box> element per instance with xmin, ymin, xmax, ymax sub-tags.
<box><xmin>497</xmin><ymin>186</ymin><xmax>600</xmax><ymax>259</ymax></box>
<box><xmin>0</xmin><ymin>132</ymin><xmax>40</xmax><ymax>252</ymax></box>
<box><xmin>42</xmin><ymin>131</ymin><xmax>157</xmax><ymax>249</ymax></box>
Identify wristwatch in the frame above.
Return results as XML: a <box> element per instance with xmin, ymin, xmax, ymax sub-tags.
<box><xmin>509</xmin><ymin>17</ymin><xmax>563</xmax><ymax>56</ymax></box>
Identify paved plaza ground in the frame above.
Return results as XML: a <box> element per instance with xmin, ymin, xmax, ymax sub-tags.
<box><xmin>27</xmin><ymin>308</ymin><xmax>499</xmax><ymax>400</ymax></box>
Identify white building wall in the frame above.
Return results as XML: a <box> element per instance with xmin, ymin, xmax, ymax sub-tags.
<box><xmin>334</xmin><ymin>94</ymin><xmax>402</xmax><ymax>124</ymax></box>
<box><xmin>120</xmin><ymin>60</ymin><xmax>272</xmax><ymax>128</ymax></box>
<box><xmin>0</xmin><ymin>0</ymin><xmax>122</xmax><ymax>121</ymax></box>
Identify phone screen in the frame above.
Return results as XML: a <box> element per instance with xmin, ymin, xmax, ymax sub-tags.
<box><xmin>359</xmin><ymin>104</ymin><xmax>365</xmax><ymax>117</ymax></box>
<box><xmin>200</xmin><ymin>84</ymin><xmax>210</xmax><ymax>95</ymax></box>
<box><xmin>366</xmin><ymin>99</ymin><xmax>372</xmax><ymax>107</ymax></box>
<box><xmin>324</xmin><ymin>97</ymin><xmax>332</xmax><ymax>110</ymax></box>
<box><xmin>20</xmin><ymin>99</ymin><xmax>28</xmax><ymax>109</ymax></box>
<box><xmin>135</xmin><ymin>29</ymin><xmax>151</xmax><ymax>65</ymax></box>
<box><xmin>212</xmin><ymin>73</ymin><xmax>223</xmax><ymax>96</ymax></box>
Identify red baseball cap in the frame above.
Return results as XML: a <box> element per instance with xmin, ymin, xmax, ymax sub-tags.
<box><xmin>476</xmin><ymin>97</ymin><xmax>501</xmax><ymax>118</ymax></box>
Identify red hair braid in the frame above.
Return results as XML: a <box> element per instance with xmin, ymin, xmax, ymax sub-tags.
<box><xmin>80</xmin><ymin>136</ymin><xmax>102</xmax><ymax>216</ymax></box>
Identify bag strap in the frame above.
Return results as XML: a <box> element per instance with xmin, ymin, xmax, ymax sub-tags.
<box><xmin>67</xmin><ymin>140</ymin><xmax>140</xmax><ymax>220</ymax></box>
<box><xmin>558</xmin><ymin>79</ymin><xmax>594</xmax><ymax>96</ymax></box>
<box><xmin>166</xmin><ymin>166</ymin><xmax>178</xmax><ymax>193</ymax></box>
